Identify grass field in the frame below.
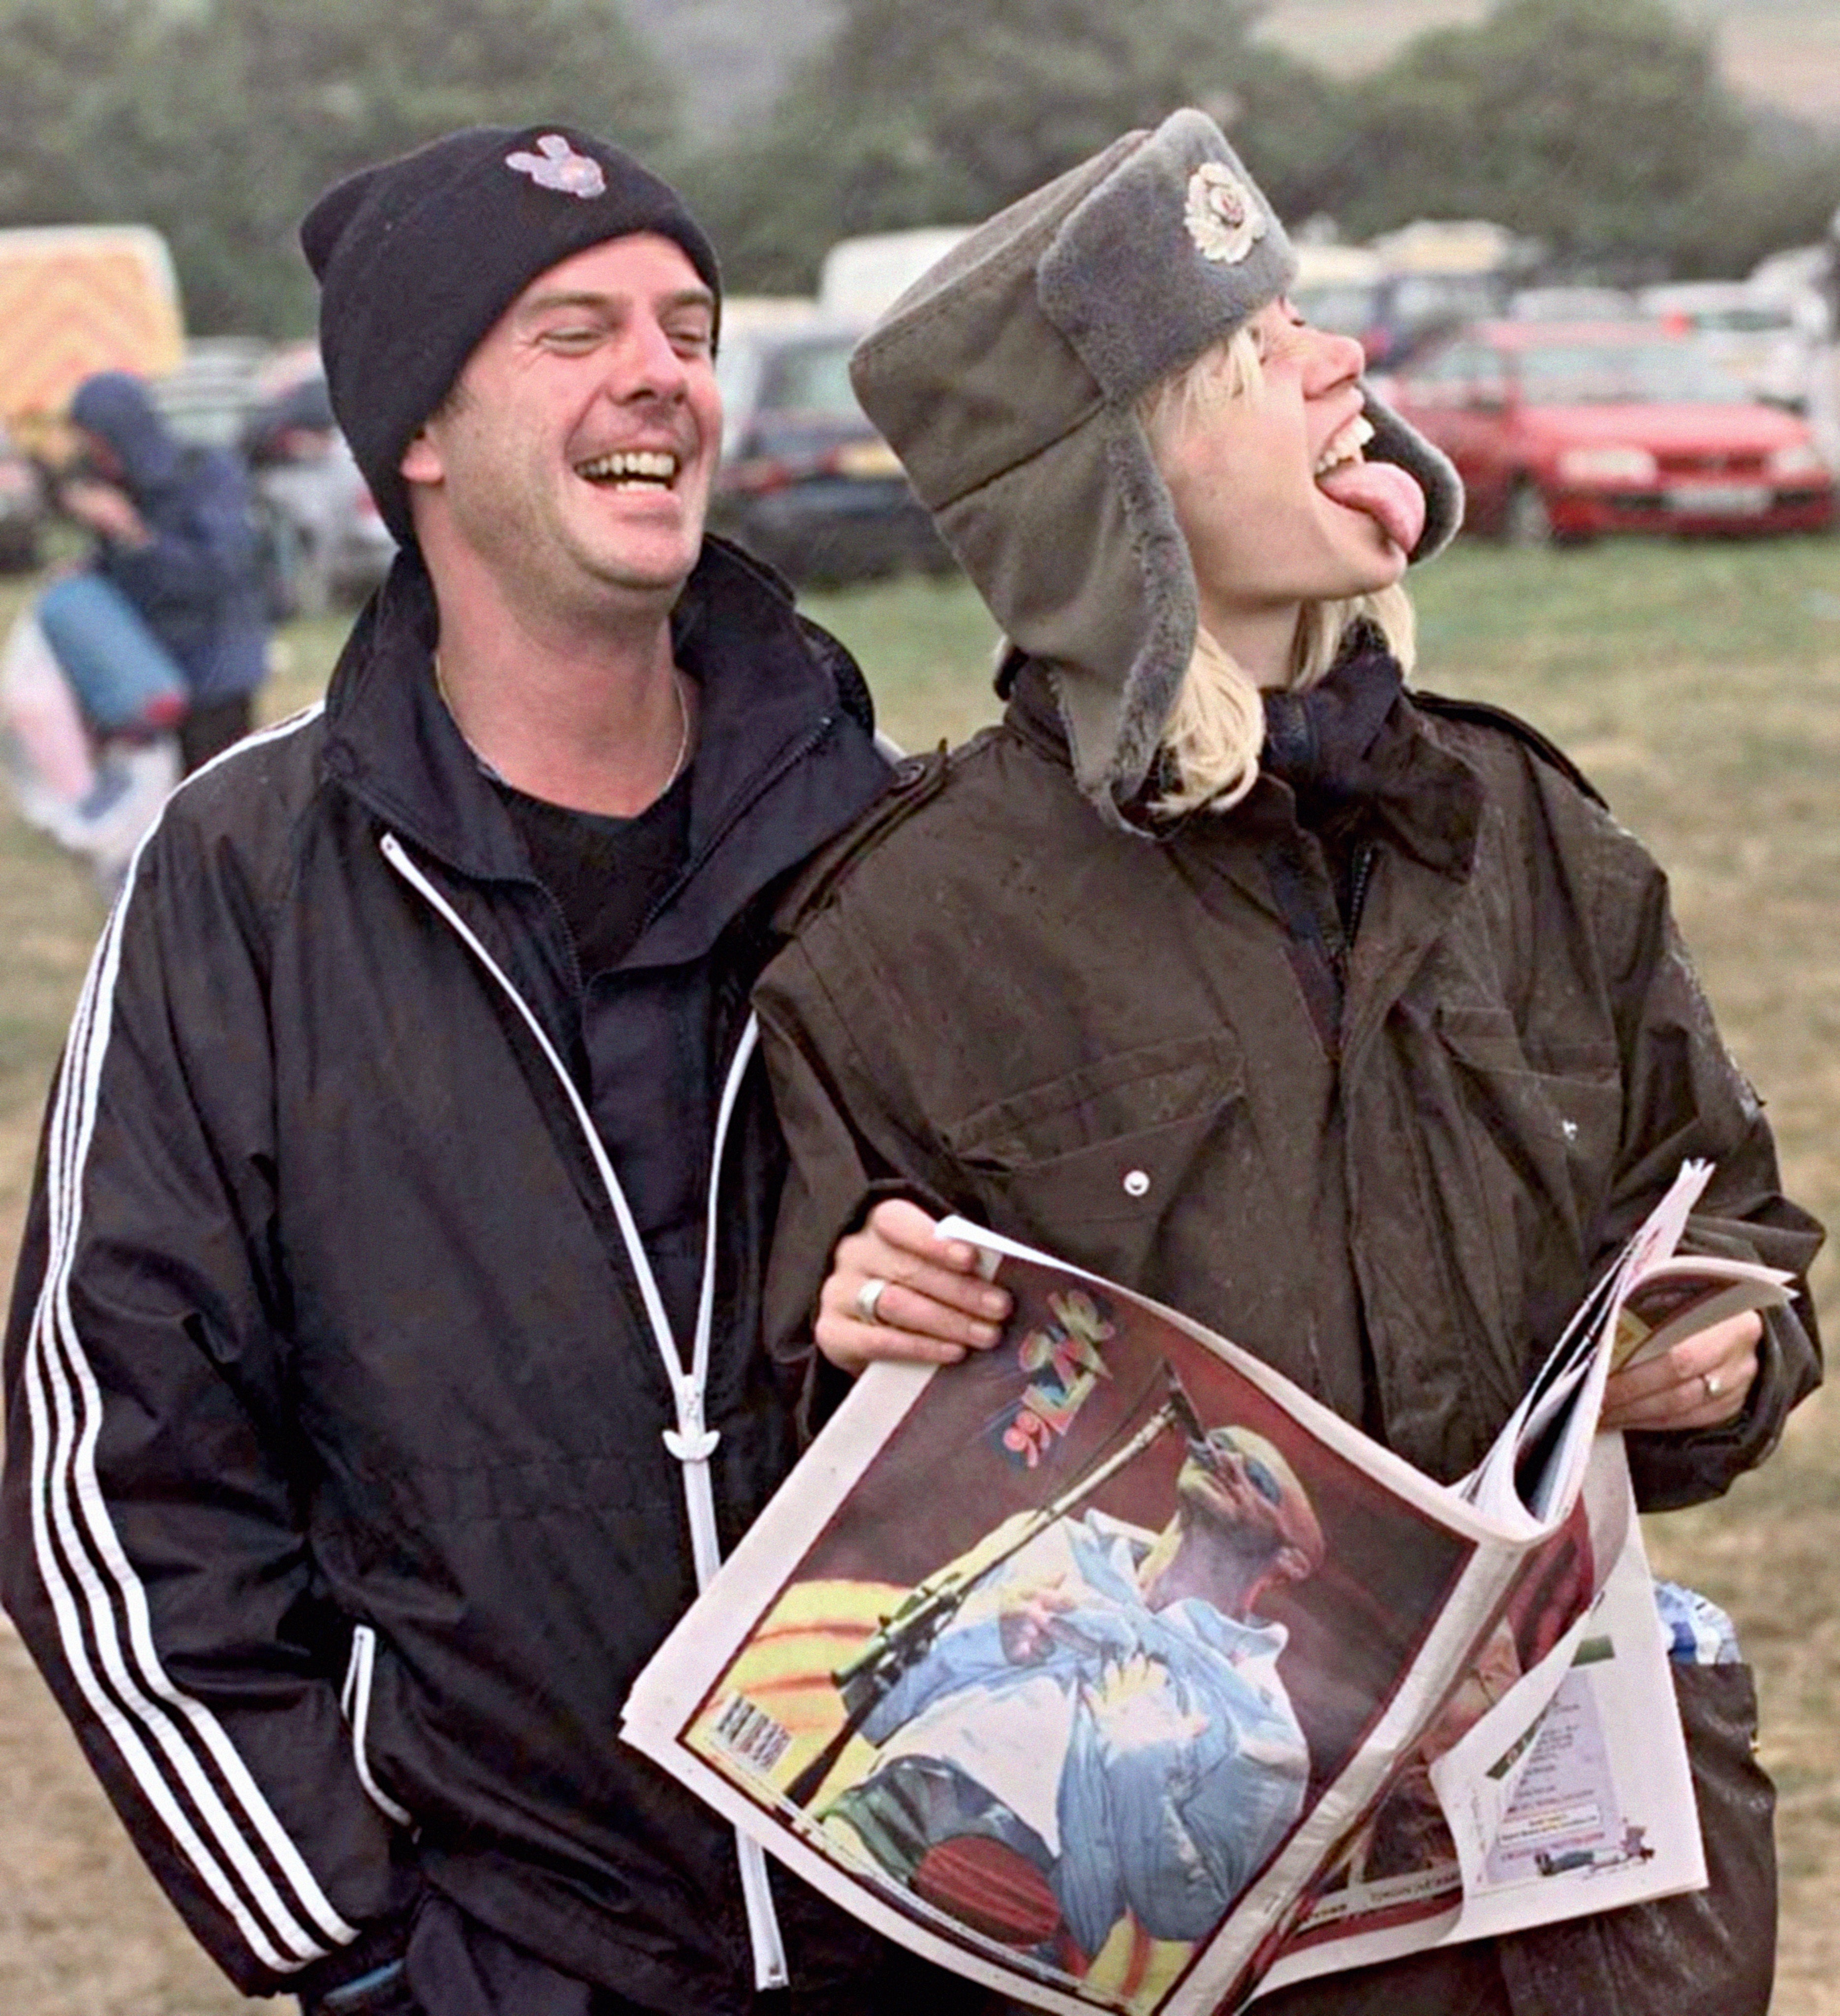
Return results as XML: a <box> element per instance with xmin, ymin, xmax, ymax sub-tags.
<box><xmin>0</xmin><ymin>533</ymin><xmax>1835</xmax><ymax>2011</ymax></box>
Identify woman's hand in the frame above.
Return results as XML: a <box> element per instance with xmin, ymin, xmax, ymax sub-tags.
<box><xmin>814</xmin><ymin>1198</ymin><xmax>1013</xmax><ymax>1376</ymax></box>
<box><xmin>1600</xmin><ymin>1309</ymin><xmax>1761</xmax><ymax>1433</ymax></box>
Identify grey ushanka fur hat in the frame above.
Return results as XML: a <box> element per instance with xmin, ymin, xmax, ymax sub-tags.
<box><xmin>849</xmin><ymin>109</ymin><xmax>1464</xmax><ymax>822</ymax></box>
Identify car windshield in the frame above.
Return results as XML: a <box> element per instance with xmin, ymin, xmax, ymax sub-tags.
<box><xmin>757</xmin><ymin>339</ymin><xmax>865</xmax><ymax>419</ymax></box>
<box><xmin>1687</xmin><ymin>306</ymin><xmax>1793</xmax><ymax>334</ymax></box>
<box><xmin>1515</xmin><ymin>340</ymin><xmax>1753</xmax><ymax>405</ymax></box>
<box><xmin>1292</xmin><ymin>283</ymin><xmax>1379</xmax><ymax>334</ymax></box>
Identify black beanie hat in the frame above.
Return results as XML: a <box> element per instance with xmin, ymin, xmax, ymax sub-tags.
<box><xmin>300</xmin><ymin>123</ymin><xmax>721</xmax><ymax>546</ymax></box>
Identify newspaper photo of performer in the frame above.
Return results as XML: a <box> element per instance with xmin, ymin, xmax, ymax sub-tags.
<box><xmin>817</xmin><ymin>1417</ymin><xmax>1325</xmax><ymax>1966</ymax></box>
<box><xmin>673</xmin><ymin>1256</ymin><xmax>1479</xmax><ymax>2013</ymax></box>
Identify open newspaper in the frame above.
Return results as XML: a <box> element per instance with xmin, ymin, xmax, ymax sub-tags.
<box><xmin>624</xmin><ymin>1162</ymin><xmax>1791</xmax><ymax>2014</ymax></box>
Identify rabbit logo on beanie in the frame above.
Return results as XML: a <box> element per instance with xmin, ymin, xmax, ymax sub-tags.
<box><xmin>504</xmin><ymin>133</ymin><xmax>609</xmax><ymax>200</ymax></box>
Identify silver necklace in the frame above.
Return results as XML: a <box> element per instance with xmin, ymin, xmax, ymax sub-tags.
<box><xmin>656</xmin><ymin>666</ymin><xmax>692</xmax><ymax>795</ymax></box>
<box><xmin>435</xmin><ymin>654</ymin><xmax>692</xmax><ymax>798</ymax></box>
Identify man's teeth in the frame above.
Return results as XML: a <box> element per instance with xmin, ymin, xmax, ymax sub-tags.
<box><xmin>1313</xmin><ymin>414</ymin><xmax>1375</xmax><ymax>478</ymax></box>
<box><xmin>577</xmin><ymin>449</ymin><xmax>678</xmax><ymax>485</ymax></box>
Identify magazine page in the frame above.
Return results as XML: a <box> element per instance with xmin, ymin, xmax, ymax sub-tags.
<box><xmin>624</xmin><ymin>1233</ymin><xmax>1584</xmax><ymax>2016</ymax></box>
<box><xmin>1612</xmin><ymin>1259</ymin><xmax>1795</xmax><ymax>1373</ymax></box>
<box><xmin>1435</xmin><ymin>1484</ymin><xmax>1705</xmax><ymax>1938</ymax></box>
<box><xmin>1254</xmin><ymin>1439</ymin><xmax>1701</xmax><ymax>1993</ymax></box>
<box><xmin>1459</xmin><ymin>1163</ymin><xmax>1719</xmax><ymax>1533</ymax></box>
<box><xmin>1457</xmin><ymin>1159</ymin><xmax>1790</xmax><ymax>1537</ymax></box>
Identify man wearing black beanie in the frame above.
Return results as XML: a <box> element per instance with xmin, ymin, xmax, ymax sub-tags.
<box><xmin>2</xmin><ymin>125</ymin><xmax>990</xmax><ymax>2016</ymax></box>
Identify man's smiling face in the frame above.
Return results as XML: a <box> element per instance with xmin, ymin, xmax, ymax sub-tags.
<box><xmin>402</xmin><ymin>232</ymin><xmax>721</xmax><ymax>618</ymax></box>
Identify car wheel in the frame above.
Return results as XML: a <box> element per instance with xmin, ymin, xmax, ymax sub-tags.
<box><xmin>1502</xmin><ymin>479</ymin><xmax>1555</xmax><ymax>549</ymax></box>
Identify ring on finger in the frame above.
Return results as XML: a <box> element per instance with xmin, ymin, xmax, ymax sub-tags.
<box><xmin>1701</xmin><ymin>1369</ymin><xmax>1721</xmax><ymax>1401</ymax></box>
<box><xmin>855</xmin><ymin>1276</ymin><xmax>892</xmax><ymax>1325</ymax></box>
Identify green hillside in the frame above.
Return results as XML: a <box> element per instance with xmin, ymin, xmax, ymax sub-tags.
<box><xmin>631</xmin><ymin>0</ymin><xmax>1840</xmax><ymax>132</ymax></box>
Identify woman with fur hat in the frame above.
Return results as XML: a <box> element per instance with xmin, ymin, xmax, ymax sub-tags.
<box><xmin>755</xmin><ymin>110</ymin><xmax>1820</xmax><ymax>2015</ymax></box>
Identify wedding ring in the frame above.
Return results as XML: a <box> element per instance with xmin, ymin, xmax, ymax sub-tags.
<box><xmin>854</xmin><ymin>1276</ymin><xmax>891</xmax><ymax>1326</ymax></box>
<box><xmin>1702</xmin><ymin>1370</ymin><xmax>1722</xmax><ymax>1400</ymax></box>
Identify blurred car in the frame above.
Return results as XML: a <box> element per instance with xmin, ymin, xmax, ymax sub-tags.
<box><xmin>1746</xmin><ymin>244</ymin><xmax>1835</xmax><ymax>341</ymax></box>
<box><xmin>709</xmin><ymin>312</ymin><xmax>951</xmax><ymax>586</ymax></box>
<box><xmin>1291</xmin><ymin>244</ymin><xmax>1387</xmax><ymax>359</ymax></box>
<box><xmin>1388</xmin><ymin>320</ymin><xmax>1834</xmax><ymax>545</ymax></box>
<box><xmin>818</xmin><ymin>229</ymin><xmax>970</xmax><ymax>321</ymax></box>
<box><xmin>151</xmin><ymin>337</ymin><xmax>272</xmax><ymax>449</ymax></box>
<box><xmin>240</xmin><ymin>368</ymin><xmax>396</xmax><ymax>616</ymax></box>
<box><xmin>1637</xmin><ymin>281</ymin><xmax>1817</xmax><ymax>410</ymax></box>
<box><xmin>1509</xmin><ymin>285</ymin><xmax>1641</xmax><ymax>321</ymax></box>
<box><xmin>0</xmin><ymin>420</ymin><xmax>46</xmax><ymax>570</ymax></box>
<box><xmin>1365</xmin><ymin>219</ymin><xmax>1531</xmax><ymax>367</ymax></box>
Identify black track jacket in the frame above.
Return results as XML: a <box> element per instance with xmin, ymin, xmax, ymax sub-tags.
<box><xmin>0</xmin><ymin>539</ymin><xmax>893</xmax><ymax>2009</ymax></box>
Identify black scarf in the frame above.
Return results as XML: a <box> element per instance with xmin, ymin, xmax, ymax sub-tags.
<box><xmin>1260</xmin><ymin>633</ymin><xmax>1406</xmax><ymax>832</ymax></box>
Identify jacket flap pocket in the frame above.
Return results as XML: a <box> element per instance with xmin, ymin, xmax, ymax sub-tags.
<box><xmin>943</xmin><ymin>1032</ymin><xmax>1245</xmax><ymax>1169</ymax></box>
<box><xmin>989</xmin><ymin>1102</ymin><xmax>1237</xmax><ymax>1229</ymax></box>
<box><xmin>1436</xmin><ymin>1004</ymin><xmax>1618</xmax><ymax>1082</ymax></box>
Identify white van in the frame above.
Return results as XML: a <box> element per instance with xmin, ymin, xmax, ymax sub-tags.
<box><xmin>818</xmin><ymin>228</ymin><xmax>971</xmax><ymax>322</ymax></box>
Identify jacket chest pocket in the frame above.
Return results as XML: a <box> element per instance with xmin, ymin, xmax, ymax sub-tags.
<box><xmin>940</xmin><ymin>1033</ymin><xmax>1246</xmax><ymax>1279</ymax></box>
<box><xmin>1435</xmin><ymin>1006</ymin><xmax>1622</xmax><ymax>1259</ymax></box>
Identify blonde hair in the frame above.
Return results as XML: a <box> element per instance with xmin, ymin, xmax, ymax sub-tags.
<box><xmin>1139</xmin><ymin>327</ymin><xmax>1417</xmax><ymax>817</ymax></box>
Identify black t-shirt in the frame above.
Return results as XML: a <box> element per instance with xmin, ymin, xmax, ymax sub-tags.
<box><xmin>496</xmin><ymin>764</ymin><xmax>693</xmax><ymax>979</ymax></box>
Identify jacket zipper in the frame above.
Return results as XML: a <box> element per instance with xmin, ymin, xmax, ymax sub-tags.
<box><xmin>378</xmin><ymin>833</ymin><xmax>789</xmax><ymax>1990</ymax></box>
<box><xmin>1326</xmin><ymin>839</ymin><xmax>1379</xmax><ymax>1006</ymax></box>
<box><xmin>637</xmin><ymin>715</ymin><xmax>837</xmax><ymax>943</ymax></box>
<box><xmin>1346</xmin><ymin>839</ymin><xmax>1378</xmax><ymax>946</ymax></box>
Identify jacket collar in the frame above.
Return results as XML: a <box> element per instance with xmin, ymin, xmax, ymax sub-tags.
<box><xmin>1003</xmin><ymin>648</ymin><xmax>1481</xmax><ymax>882</ymax></box>
<box><xmin>320</xmin><ymin>537</ymin><xmax>889</xmax><ymax>967</ymax></box>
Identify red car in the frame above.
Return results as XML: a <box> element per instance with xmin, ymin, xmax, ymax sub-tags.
<box><xmin>1385</xmin><ymin>320</ymin><xmax>1835</xmax><ymax>545</ymax></box>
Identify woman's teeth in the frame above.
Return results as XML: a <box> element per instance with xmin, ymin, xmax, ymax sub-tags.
<box><xmin>1313</xmin><ymin>414</ymin><xmax>1375</xmax><ymax>479</ymax></box>
<box><xmin>577</xmin><ymin>449</ymin><xmax>678</xmax><ymax>487</ymax></box>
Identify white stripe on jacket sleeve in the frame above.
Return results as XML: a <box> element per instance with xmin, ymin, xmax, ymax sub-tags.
<box><xmin>18</xmin><ymin>707</ymin><xmax>361</xmax><ymax>1975</ymax></box>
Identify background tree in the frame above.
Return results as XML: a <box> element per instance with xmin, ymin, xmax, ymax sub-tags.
<box><xmin>679</xmin><ymin>0</ymin><xmax>1333</xmax><ymax>293</ymax></box>
<box><xmin>0</xmin><ymin>0</ymin><xmax>678</xmax><ymax>333</ymax></box>
<box><xmin>1320</xmin><ymin>0</ymin><xmax>1828</xmax><ymax>277</ymax></box>
<box><xmin>0</xmin><ymin>0</ymin><xmax>1832</xmax><ymax>332</ymax></box>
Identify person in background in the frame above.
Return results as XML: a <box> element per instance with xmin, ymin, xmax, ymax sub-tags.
<box><xmin>758</xmin><ymin>109</ymin><xmax>1821</xmax><ymax>2016</ymax></box>
<box><xmin>58</xmin><ymin>368</ymin><xmax>268</xmax><ymax>772</ymax></box>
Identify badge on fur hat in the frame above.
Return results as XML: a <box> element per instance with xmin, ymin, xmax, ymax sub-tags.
<box><xmin>1184</xmin><ymin>162</ymin><xmax>1266</xmax><ymax>265</ymax></box>
<box><xmin>505</xmin><ymin>134</ymin><xmax>607</xmax><ymax>199</ymax></box>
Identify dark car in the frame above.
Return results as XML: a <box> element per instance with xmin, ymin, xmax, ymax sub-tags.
<box><xmin>239</xmin><ymin>369</ymin><xmax>396</xmax><ymax>617</ymax></box>
<box><xmin>1387</xmin><ymin>320</ymin><xmax>1835</xmax><ymax>545</ymax></box>
<box><xmin>709</xmin><ymin>312</ymin><xmax>952</xmax><ymax>586</ymax></box>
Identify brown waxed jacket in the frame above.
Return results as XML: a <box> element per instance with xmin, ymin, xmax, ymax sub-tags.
<box><xmin>759</xmin><ymin>666</ymin><xmax>1819</xmax><ymax>1508</ymax></box>
<box><xmin>754</xmin><ymin>664</ymin><xmax>1819</xmax><ymax>2015</ymax></box>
